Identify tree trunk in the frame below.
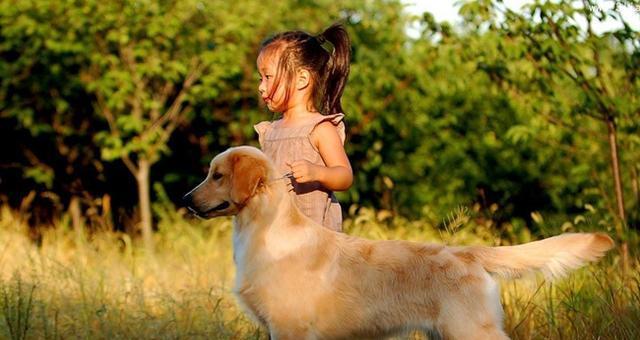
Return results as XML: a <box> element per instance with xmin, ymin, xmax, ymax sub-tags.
<box><xmin>101</xmin><ymin>194</ymin><xmax>114</xmax><ymax>231</ymax></box>
<box><xmin>605</xmin><ymin>117</ymin><xmax>626</xmax><ymax>229</ymax></box>
<box><xmin>136</xmin><ymin>158</ymin><xmax>154</xmax><ymax>253</ymax></box>
<box><xmin>632</xmin><ymin>164</ymin><xmax>639</xmax><ymax>216</ymax></box>
<box><xmin>69</xmin><ymin>196</ymin><xmax>85</xmax><ymax>245</ymax></box>
<box><xmin>606</xmin><ymin>116</ymin><xmax>628</xmax><ymax>274</ymax></box>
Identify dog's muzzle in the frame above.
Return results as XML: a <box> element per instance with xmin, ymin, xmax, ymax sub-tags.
<box><xmin>182</xmin><ymin>192</ymin><xmax>231</xmax><ymax>217</ymax></box>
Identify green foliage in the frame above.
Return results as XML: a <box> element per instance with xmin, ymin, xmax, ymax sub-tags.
<box><xmin>23</xmin><ymin>166</ymin><xmax>54</xmax><ymax>190</ymax></box>
<box><xmin>447</xmin><ymin>0</ymin><xmax>640</xmax><ymax>229</ymax></box>
<box><xmin>71</xmin><ymin>0</ymin><xmax>226</xmax><ymax>164</ymax></box>
<box><xmin>1</xmin><ymin>0</ymin><xmax>639</xmax><ymax>232</ymax></box>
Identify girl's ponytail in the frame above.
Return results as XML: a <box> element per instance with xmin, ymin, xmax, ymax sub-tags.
<box><xmin>318</xmin><ymin>23</ymin><xmax>351</xmax><ymax>115</ymax></box>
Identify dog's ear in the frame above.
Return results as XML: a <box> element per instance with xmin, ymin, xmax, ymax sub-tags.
<box><xmin>230</xmin><ymin>154</ymin><xmax>267</xmax><ymax>205</ymax></box>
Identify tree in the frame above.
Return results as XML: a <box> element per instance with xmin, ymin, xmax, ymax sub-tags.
<box><xmin>75</xmin><ymin>0</ymin><xmax>247</xmax><ymax>252</ymax></box>
<box><xmin>0</xmin><ymin>0</ymin><xmax>108</xmax><ymax>236</ymax></box>
<box><xmin>477</xmin><ymin>0</ymin><xmax>638</xmax><ymax>231</ymax></box>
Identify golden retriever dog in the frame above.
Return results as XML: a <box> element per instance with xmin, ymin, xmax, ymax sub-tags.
<box><xmin>183</xmin><ymin>146</ymin><xmax>614</xmax><ymax>340</ymax></box>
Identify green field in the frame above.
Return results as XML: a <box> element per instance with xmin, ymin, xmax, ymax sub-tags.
<box><xmin>1</xmin><ymin>205</ymin><xmax>637</xmax><ymax>340</ymax></box>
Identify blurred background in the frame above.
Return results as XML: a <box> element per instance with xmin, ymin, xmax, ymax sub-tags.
<box><xmin>1</xmin><ymin>0</ymin><xmax>638</xmax><ymax>242</ymax></box>
<box><xmin>0</xmin><ymin>1</ymin><xmax>639</xmax><ymax>338</ymax></box>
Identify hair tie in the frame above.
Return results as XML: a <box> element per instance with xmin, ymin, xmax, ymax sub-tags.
<box><xmin>315</xmin><ymin>34</ymin><xmax>335</xmax><ymax>55</ymax></box>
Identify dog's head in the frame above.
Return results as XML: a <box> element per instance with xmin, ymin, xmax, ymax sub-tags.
<box><xmin>183</xmin><ymin>146</ymin><xmax>269</xmax><ymax>218</ymax></box>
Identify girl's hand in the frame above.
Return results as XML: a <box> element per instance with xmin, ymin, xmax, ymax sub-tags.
<box><xmin>286</xmin><ymin>160</ymin><xmax>320</xmax><ymax>183</ymax></box>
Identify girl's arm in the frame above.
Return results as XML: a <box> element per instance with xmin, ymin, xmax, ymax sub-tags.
<box><xmin>286</xmin><ymin>121</ymin><xmax>353</xmax><ymax>191</ymax></box>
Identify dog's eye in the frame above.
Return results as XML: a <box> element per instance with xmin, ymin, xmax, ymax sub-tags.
<box><xmin>212</xmin><ymin>172</ymin><xmax>223</xmax><ymax>180</ymax></box>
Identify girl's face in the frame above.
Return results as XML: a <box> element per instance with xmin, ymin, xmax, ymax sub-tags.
<box><xmin>257</xmin><ymin>51</ymin><xmax>287</xmax><ymax>112</ymax></box>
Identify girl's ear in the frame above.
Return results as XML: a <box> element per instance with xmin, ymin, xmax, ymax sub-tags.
<box><xmin>296</xmin><ymin>69</ymin><xmax>311</xmax><ymax>90</ymax></box>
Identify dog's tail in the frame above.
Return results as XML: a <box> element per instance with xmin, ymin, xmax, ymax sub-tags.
<box><xmin>461</xmin><ymin>233</ymin><xmax>614</xmax><ymax>280</ymax></box>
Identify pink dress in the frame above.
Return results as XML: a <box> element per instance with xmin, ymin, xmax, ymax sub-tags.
<box><xmin>254</xmin><ymin>113</ymin><xmax>345</xmax><ymax>231</ymax></box>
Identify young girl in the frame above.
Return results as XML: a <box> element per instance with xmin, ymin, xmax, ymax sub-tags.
<box><xmin>254</xmin><ymin>23</ymin><xmax>353</xmax><ymax>231</ymax></box>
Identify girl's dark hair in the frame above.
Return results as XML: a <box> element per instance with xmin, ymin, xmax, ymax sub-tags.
<box><xmin>259</xmin><ymin>23</ymin><xmax>351</xmax><ymax>115</ymax></box>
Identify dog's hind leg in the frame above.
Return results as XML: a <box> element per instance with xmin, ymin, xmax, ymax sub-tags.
<box><xmin>438</xmin><ymin>302</ymin><xmax>509</xmax><ymax>340</ymax></box>
<box><xmin>439</xmin><ymin>274</ymin><xmax>510</xmax><ymax>339</ymax></box>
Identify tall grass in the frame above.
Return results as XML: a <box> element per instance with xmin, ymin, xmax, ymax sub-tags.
<box><xmin>0</xmin><ymin>204</ymin><xmax>637</xmax><ymax>339</ymax></box>
<box><xmin>0</xmin><ymin>205</ymin><xmax>261</xmax><ymax>339</ymax></box>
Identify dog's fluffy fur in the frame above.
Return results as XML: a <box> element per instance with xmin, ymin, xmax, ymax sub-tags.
<box><xmin>183</xmin><ymin>146</ymin><xmax>614</xmax><ymax>340</ymax></box>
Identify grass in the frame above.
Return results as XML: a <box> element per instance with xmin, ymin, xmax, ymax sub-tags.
<box><xmin>0</xmin><ymin>204</ymin><xmax>637</xmax><ymax>339</ymax></box>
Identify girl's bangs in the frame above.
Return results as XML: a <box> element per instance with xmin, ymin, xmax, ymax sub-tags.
<box><xmin>259</xmin><ymin>43</ymin><xmax>294</xmax><ymax>111</ymax></box>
